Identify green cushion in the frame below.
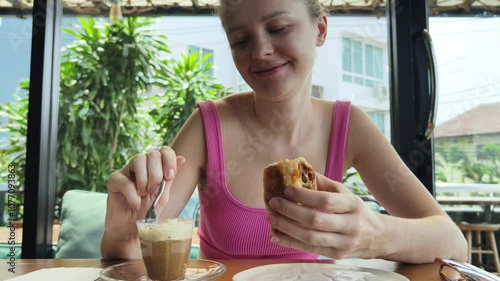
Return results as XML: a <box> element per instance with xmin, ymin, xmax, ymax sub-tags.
<box><xmin>0</xmin><ymin>244</ymin><xmax>58</xmax><ymax>259</ymax></box>
<box><xmin>190</xmin><ymin>244</ymin><xmax>199</xmax><ymax>259</ymax></box>
<box><xmin>55</xmin><ymin>190</ymin><xmax>107</xmax><ymax>258</ymax></box>
<box><xmin>0</xmin><ymin>244</ymin><xmax>22</xmax><ymax>259</ymax></box>
<box><xmin>55</xmin><ymin>189</ymin><xmax>200</xmax><ymax>259</ymax></box>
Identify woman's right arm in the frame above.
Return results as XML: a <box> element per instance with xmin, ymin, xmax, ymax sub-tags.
<box><xmin>101</xmin><ymin>109</ymin><xmax>206</xmax><ymax>259</ymax></box>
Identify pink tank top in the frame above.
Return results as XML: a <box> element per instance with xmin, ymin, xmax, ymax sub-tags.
<box><xmin>196</xmin><ymin>100</ymin><xmax>352</xmax><ymax>259</ymax></box>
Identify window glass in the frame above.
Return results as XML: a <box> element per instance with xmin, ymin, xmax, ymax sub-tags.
<box><xmin>365</xmin><ymin>45</ymin><xmax>374</xmax><ymax>77</ymax></box>
<box><xmin>430</xmin><ymin>15</ymin><xmax>500</xmax><ymax>231</ymax></box>
<box><xmin>319</xmin><ymin>16</ymin><xmax>390</xmax><ymax>198</ymax></box>
<box><xmin>342</xmin><ymin>38</ymin><xmax>384</xmax><ymax>88</ymax></box>
<box><xmin>342</xmin><ymin>38</ymin><xmax>352</xmax><ymax>72</ymax></box>
<box><xmin>0</xmin><ymin>15</ymin><xmax>32</xmax><ymax>255</ymax></box>
<box><xmin>354</xmin><ymin>77</ymin><xmax>364</xmax><ymax>85</ymax></box>
<box><xmin>373</xmin><ymin>48</ymin><xmax>383</xmax><ymax>80</ymax></box>
<box><xmin>353</xmin><ymin>41</ymin><xmax>363</xmax><ymax>74</ymax></box>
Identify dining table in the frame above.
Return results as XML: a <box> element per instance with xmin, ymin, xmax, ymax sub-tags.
<box><xmin>0</xmin><ymin>257</ymin><xmax>447</xmax><ymax>280</ymax></box>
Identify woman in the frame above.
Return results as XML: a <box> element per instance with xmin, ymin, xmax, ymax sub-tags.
<box><xmin>101</xmin><ymin>0</ymin><xmax>467</xmax><ymax>263</ymax></box>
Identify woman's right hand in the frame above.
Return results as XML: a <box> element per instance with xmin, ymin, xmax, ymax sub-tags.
<box><xmin>106</xmin><ymin>146</ymin><xmax>186</xmax><ymax>224</ymax></box>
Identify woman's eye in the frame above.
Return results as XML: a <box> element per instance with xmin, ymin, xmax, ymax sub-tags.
<box><xmin>233</xmin><ymin>39</ymin><xmax>249</xmax><ymax>47</ymax></box>
<box><xmin>270</xmin><ymin>26</ymin><xmax>287</xmax><ymax>34</ymax></box>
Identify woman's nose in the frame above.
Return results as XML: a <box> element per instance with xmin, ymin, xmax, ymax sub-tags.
<box><xmin>252</xmin><ymin>37</ymin><xmax>274</xmax><ymax>60</ymax></box>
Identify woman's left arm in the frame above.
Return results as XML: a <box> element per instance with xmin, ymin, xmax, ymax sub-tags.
<box><xmin>266</xmin><ymin>105</ymin><xmax>467</xmax><ymax>263</ymax></box>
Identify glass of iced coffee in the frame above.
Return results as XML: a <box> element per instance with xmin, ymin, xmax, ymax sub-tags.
<box><xmin>136</xmin><ymin>218</ymin><xmax>194</xmax><ymax>281</ymax></box>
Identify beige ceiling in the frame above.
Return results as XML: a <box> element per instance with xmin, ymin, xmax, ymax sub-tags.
<box><xmin>0</xmin><ymin>0</ymin><xmax>498</xmax><ymax>16</ymax></box>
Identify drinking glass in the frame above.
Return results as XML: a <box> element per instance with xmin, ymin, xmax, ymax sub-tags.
<box><xmin>136</xmin><ymin>218</ymin><xmax>195</xmax><ymax>281</ymax></box>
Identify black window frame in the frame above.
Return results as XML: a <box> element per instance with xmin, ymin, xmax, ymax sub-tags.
<box><xmin>22</xmin><ymin>0</ymin><xmax>62</xmax><ymax>258</ymax></box>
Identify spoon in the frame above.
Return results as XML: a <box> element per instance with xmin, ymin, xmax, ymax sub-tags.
<box><xmin>145</xmin><ymin>178</ymin><xmax>166</xmax><ymax>223</ymax></box>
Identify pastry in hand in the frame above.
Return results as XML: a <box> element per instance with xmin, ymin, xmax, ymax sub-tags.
<box><xmin>263</xmin><ymin>157</ymin><xmax>317</xmax><ymax>215</ymax></box>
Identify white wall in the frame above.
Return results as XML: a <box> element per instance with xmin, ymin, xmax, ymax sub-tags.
<box><xmin>156</xmin><ymin>16</ymin><xmax>389</xmax><ymax>97</ymax></box>
<box><xmin>153</xmin><ymin>16</ymin><xmax>239</xmax><ymax>92</ymax></box>
<box><xmin>315</xmin><ymin>16</ymin><xmax>389</xmax><ymax>110</ymax></box>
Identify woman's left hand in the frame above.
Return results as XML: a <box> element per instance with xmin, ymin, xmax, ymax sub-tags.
<box><xmin>266</xmin><ymin>173</ymin><xmax>384</xmax><ymax>260</ymax></box>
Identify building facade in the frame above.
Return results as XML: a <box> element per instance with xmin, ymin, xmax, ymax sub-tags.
<box><xmin>153</xmin><ymin>16</ymin><xmax>391</xmax><ymax>137</ymax></box>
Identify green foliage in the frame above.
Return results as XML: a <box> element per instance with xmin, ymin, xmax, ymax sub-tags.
<box><xmin>435</xmin><ymin>153</ymin><xmax>466</xmax><ymax>183</ymax></box>
<box><xmin>56</xmin><ymin>17</ymin><xmax>169</xmax><ymax>202</ymax></box>
<box><xmin>0</xmin><ymin>82</ymin><xmax>29</xmax><ymax>220</ymax></box>
<box><xmin>437</xmin><ymin>145</ymin><xmax>468</xmax><ymax>164</ymax></box>
<box><xmin>0</xmin><ymin>17</ymin><xmax>230</xmax><ymax>220</ymax></box>
<box><xmin>435</xmin><ymin>144</ymin><xmax>499</xmax><ymax>184</ymax></box>
<box><xmin>0</xmin><ymin>85</ymin><xmax>29</xmax><ymax>188</ymax></box>
<box><xmin>466</xmin><ymin>144</ymin><xmax>500</xmax><ymax>183</ymax></box>
<box><xmin>149</xmin><ymin>50</ymin><xmax>228</xmax><ymax>146</ymax></box>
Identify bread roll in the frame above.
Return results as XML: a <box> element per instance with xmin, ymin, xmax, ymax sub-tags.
<box><xmin>263</xmin><ymin>157</ymin><xmax>317</xmax><ymax>214</ymax></box>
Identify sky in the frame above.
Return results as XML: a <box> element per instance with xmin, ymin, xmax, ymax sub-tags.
<box><xmin>429</xmin><ymin>17</ymin><xmax>500</xmax><ymax>124</ymax></box>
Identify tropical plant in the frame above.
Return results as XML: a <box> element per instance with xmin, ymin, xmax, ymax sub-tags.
<box><xmin>435</xmin><ymin>152</ymin><xmax>466</xmax><ymax>183</ymax></box>
<box><xmin>434</xmin><ymin>143</ymin><xmax>500</xmax><ymax>184</ymax></box>
<box><xmin>0</xmin><ymin>82</ymin><xmax>29</xmax><ymax>220</ymax></box>
<box><xmin>481</xmin><ymin>144</ymin><xmax>499</xmax><ymax>182</ymax></box>
<box><xmin>149</xmin><ymin>50</ymin><xmax>228</xmax><ymax>146</ymax></box>
<box><xmin>0</xmin><ymin>84</ymin><xmax>29</xmax><ymax>187</ymax></box>
<box><xmin>0</xmin><ymin>17</ymin><xmax>230</xmax><ymax>220</ymax></box>
<box><xmin>466</xmin><ymin>144</ymin><xmax>500</xmax><ymax>183</ymax></box>
<box><xmin>56</xmin><ymin>17</ymin><xmax>169</xmax><ymax>203</ymax></box>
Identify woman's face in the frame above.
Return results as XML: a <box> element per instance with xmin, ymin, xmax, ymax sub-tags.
<box><xmin>221</xmin><ymin>0</ymin><xmax>327</xmax><ymax>98</ymax></box>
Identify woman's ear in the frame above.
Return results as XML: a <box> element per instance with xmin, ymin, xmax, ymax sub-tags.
<box><xmin>316</xmin><ymin>15</ymin><xmax>328</xmax><ymax>46</ymax></box>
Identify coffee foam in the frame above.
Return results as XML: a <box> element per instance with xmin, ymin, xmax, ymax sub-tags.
<box><xmin>137</xmin><ymin>219</ymin><xmax>194</xmax><ymax>242</ymax></box>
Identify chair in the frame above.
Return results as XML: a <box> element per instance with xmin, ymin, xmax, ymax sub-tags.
<box><xmin>458</xmin><ymin>222</ymin><xmax>500</xmax><ymax>275</ymax></box>
<box><xmin>55</xmin><ymin>189</ymin><xmax>200</xmax><ymax>258</ymax></box>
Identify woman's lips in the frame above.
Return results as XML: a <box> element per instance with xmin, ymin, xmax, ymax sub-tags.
<box><xmin>254</xmin><ymin>62</ymin><xmax>289</xmax><ymax>77</ymax></box>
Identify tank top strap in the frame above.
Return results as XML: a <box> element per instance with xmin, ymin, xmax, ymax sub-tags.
<box><xmin>325</xmin><ymin>101</ymin><xmax>352</xmax><ymax>182</ymax></box>
<box><xmin>196</xmin><ymin>100</ymin><xmax>226</xmax><ymax>190</ymax></box>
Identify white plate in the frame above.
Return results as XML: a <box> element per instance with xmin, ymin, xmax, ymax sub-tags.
<box><xmin>232</xmin><ymin>263</ymin><xmax>409</xmax><ymax>281</ymax></box>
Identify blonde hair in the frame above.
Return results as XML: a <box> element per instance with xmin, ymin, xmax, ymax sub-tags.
<box><xmin>302</xmin><ymin>0</ymin><xmax>326</xmax><ymax>19</ymax></box>
<box><xmin>216</xmin><ymin>0</ymin><xmax>326</xmax><ymax>27</ymax></box>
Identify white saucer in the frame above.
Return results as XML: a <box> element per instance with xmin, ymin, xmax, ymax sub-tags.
<box><xmin>232</xmin><ymin>263</ymin><xmax>409</xmax><ymax>281</ymax></box>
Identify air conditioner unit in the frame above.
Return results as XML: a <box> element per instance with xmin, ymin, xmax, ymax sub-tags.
<box><xmin>311</xmin><ymin>85</ymin><xmax>324</xmax><ymax>98</ymax></box>
<box><xmin>375</xmin><ymin>84</ymin><xmax>389</xmax><ymax>101</ymax></box>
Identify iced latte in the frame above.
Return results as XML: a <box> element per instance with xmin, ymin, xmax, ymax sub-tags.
<box><xmin>136</xmin><ymin>218</ymin><xmax>194</xmax><ymax>281</ymax></box>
